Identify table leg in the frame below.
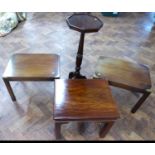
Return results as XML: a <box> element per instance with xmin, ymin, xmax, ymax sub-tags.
<box><xmin>3</xmin><ymin>78</ymin><xmax>16</xmax><ymax>102</ymax></box>
<box><xmin>131</xmin><ymin>91</ymin><xmax>151</xmax><ymax>113</ymax></box>
<box><xmin>69</xmin><ymin>32</ymin><xmax>86</xmax><ymax>79</ymax></box>
<box><xmin>99</xmin><ymin>122</ymin><xmax>114</xmax><ymax>138</ymax></box>
<box><xmin>78</xmin><ymin>122</ymin><xmax>87</xmax><ymax>134</ymax></box>
<box><xmin>55</xmin><ymin>122</ymin><xmax>63</xmax><ymax>140</ymax></box>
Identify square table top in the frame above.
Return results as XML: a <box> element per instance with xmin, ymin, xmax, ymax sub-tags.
<box><xmin>54</xmin><ymin>79</ymin><xmax>120</xmax><ymax>121</ymax></box>
<box><xmin>3</xmin><ymin>53</ymin><xmax>60</xmax><ymax>80</ymax></box>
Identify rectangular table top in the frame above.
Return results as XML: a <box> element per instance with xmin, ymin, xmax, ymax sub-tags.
<box><xmin>3</xmin><ymin>53</ymin><xmax>60</xmax><ymax>80</ymax></box>
<box><xmin>95</xmin><ymin>56</ymin><xmax>151</xmax><ymax>91</ymax></box>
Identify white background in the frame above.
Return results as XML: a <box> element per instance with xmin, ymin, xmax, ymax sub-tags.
<box><xmin>0</xmin><ymin>0</ymin><xmax>155</xmax><ymax>11</ymax></box>
<box><xmin>0</xmin><ymin>143</ymin><xmax>154</xmax><ymax>155</ymax></box>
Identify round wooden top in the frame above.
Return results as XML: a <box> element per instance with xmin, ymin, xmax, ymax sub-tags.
<box><xmin>66</xmin><ymin>13</ymin><xmax>103</xmax><ymax>33</ymax></box>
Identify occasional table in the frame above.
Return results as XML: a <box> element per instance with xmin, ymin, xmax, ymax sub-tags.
<box><xmin>94</xmin><ymin>56</ymin><xmax>152</xmax><ymax>113</ymax></box>
<box><xmin>54</xmin><ymin>79</ymin><xmax>120</xmax><ymax>139</ymax></box>
<box><xmin>3</xmin><ymin>54</ymin><xmax>60</xmax><ymax>101</ymax></box>
<box><xmin>66</xmin><ymin>13</ymin><xmax>103</xmax><ymax>79</ymax></box>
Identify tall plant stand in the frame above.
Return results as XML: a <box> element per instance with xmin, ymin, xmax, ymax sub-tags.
<box><xmin>66</xmin><ymin>13</ymin><xmax>103</xmax><ymax>79</ymax></box>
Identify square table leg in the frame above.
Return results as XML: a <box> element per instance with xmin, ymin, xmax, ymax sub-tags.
<box><xmin>3</xmin><ymin>78</ymin><xmax>16</xmax><ymax>102</ymax></box>
<box><xmin>55</xmin><ymin>122</ymin><xmax>64</xmax><ymax>140</ymax></box>
<box><xmin>131</xmin><ymin>91</ymin><xmax>151</xmax><ymax>113</ymax></box>
<box><xmin>99</xmin><ymin>122</ymin><xmax>114</xmax><ymax>138</ymax></box>
<box><xmin>78</xmin><ymin>122</ymin><xmax>87</xmax><ymax>134</ymax></box>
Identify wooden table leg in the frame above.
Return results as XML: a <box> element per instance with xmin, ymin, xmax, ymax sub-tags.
<box><xmin>78</xmin><ymin>122</ymin><xmax>86</xmax><ymax>134</ymax></box>
<box><xmin>99</xmin><ymin>122</ymin><xmax>114</xmax><ymax>138</ymax></box>
<box><xmin>3</xmin><ymin>78</ymin><xmax>16</xmax><ymax>102</ymax></box>
<box><xmin>131</xmin><ymin>91</ymin><xmax>151</xmax><ymax>113</ymax></box>
<box><xmin>55</xmin><ymin>122</ymin><xmax>63</xmax><ymax>140</ymax></box>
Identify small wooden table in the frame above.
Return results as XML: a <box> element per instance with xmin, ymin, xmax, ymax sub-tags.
<box><xmin>95</xmin><ymin>56</ymin><xmax>152</xmax><ymax>113</ymax></box>
<box><xmin>66</xmin><ymin>13</ymin><xmax>103</xmax><ymax>79</ymax></box>
<box><xmin>54</xmin><ymin>79</ymin><xmax>120</xmax><ymax>139</ymax></box>
<box><xmin>3</xmin><ymin>54</ymin><xmax>60</xmax><ymax>102</ymax></box>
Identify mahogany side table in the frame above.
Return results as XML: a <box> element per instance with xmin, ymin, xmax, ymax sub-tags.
<box><xmin>54</xmin><ymin>79</ymin><xmax>120</xmax><ymax>139</ymax></box>
<box><xmin>3</xmin><ymin>54</ymin><xmax>60</xmax><ymax>101</ymax></box>
<box><xmin>66</xmin><ymin>13</ymin><xmax>103</xmax><ymax>79</ymax></box>
<box><xmin>94</xmin><ymin>56</ymin><xmax>152</xmax><ymax>113</ymax></box>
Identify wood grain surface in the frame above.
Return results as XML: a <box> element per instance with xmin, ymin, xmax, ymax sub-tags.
<box><xmin>54</xmin><ymin>79</ymin><xmax>119</xmax><ymax>121</ymax></box>
<box><xmin>95</xmin><ymin>56</ymin><xmax>151</xmax><ymax>91</ymax></box>
<box><xmin>3</xmin><ymin>54</ymin><xmax>60</xmax><ymax>80</ymax></box>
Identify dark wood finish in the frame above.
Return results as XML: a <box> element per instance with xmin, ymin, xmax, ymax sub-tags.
<box><xmin>95</xmin><ymin>56</ymin><xmax>152</xmax><ymax>113</ymax></box>
<box><xmin>131</xmin><ymin>91</ymin><xmax>151</xmax><ymax>113</ymax></box>
<box><xmin>66</xmin><ymin>14</ymin><xmax>103</xmax><ymax>33</ymax></box>
<box><xmin>3</xmin><ymin>54</ymin><xmax>60</xmax><ymax>101</ymax></box>
<box><xmin>3</xmin><ymin>54</ymin><xmax>60</xmax><ymax>80</ymax></box>
<box><xmin>54</xmin><ymin>79</ymin><xmax>119</xmax><ymax>121</ymax></box>
<box><xmin>77</xmin><ymin>122</ymin><xmax>87</xmax><ymax>134</ymax></box>
<box><xmin>67</xmin><ymin>14</ymin><xmax>103</xmax><ymax>79</ymax></box>
<box><xmin>54</xmin><ymin>122</ymin><xmax>64</xmax><ymax>139</ymax></box>
<box><xmin>99</xmin><ymin>122</ymin><xmax>114</xmax><ymax>138</ymax></box>
<box><xmin>3</xmin><ymin>78</ymin><xmax>16</xmax><ymax>101</ymax></box>
<box><xmin>95</xmin><ymin>56</ymin><xmax>151</xmax><ymax>91</ymax></box>
<box><xmin>69</xmin><ymin>32</ymin><xmax>86</xmax><ymax>79</ymax></box>
<box><xmin>54</xmin><ymin>79</ymin><xmax>119</xmax><ymax>139</ymax></box>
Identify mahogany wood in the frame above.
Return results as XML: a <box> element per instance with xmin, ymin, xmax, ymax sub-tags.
<box><xmin>99</xmin><ymin>122</ymin><xmax>114</xmax><ymax>138</ymax></box>
<box><xmin>3</xmin><ymin>54</ymin><xmax>60</xmax><ymax>101</ymax></box>
<box><xmin>67</xmin><ymin>13</ymin><xmax>103</xmax><ymax>79</ymax></box>
<box><xmin>54</xmin><ymin>79</ymin><xmax>120</xmax><ymax>139</ymax></box>
<box><xmin>66</xmin><ymin>14</ymin><xmax>103</xmax><ymax>33</ymax></box>
<box><xmin>3</xmin><ymin>78</ymin><xmax>16</xmax><ymax>101</ymax></box>
<box><xmin>131</xmin><ymin>91</ymin><xmax>151</xmax><ymax>113</ymax></box>
<box><xmin>55</xmin><ymin>122</ymin><xmax>64</xmax><ymax>140</ymax></box>
<box><xmin>3</xmin><ymin>54</ymin><xmax>60</xmax><ymax>80</ymax></box>
<box><xmin>95</xmin><ymin>56</ymin><xmax>152</xmax><ymax>113</ymax></box>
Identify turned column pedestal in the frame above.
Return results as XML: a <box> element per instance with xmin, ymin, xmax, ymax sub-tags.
<box><xmin>66</xmin><ymin>13</ymin><xmax>103</xmax><ymax>79</ymax></box>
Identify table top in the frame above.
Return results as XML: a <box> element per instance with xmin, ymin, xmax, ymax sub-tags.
<box><xmin>54</xmin><ymin>79</ymin><xmax>120</xmax><ymax>121</ymax></box>
<box><xmin>3</xmin><ymin>54</ymin><xmax>60</xmax><ymax>80</ymax></box>
<box><xmin>95</xmin><ymin>56</ymin><xmax>151</xmax><ymax>91</ymax></box>
<box><xmin>66</xmin><ymin>14</ymin><xmax>103</xmax><ymax>33</ymax></box>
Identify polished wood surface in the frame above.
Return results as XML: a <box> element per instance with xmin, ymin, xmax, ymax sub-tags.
<box><xmin>95</xmin><ymin>56</ymin><xmax>151</xmax><ymax>91</ymax></box>
<box><xmin>95</xmin><ymin>56</ymin><xmax>152</xmax><ymax>113</ymax></box>
<box><xmin>68</xmin><ymin>32</ymin><xmax>86</xmax><ymax>79</ymax></box>
<box><xmin>66</xmin><ymin>14</ymin><xmax>103</xmax><ymax>33</ymax></box>
<box><xmin>0</xmin><ymin>13</ymin><xmax>155</xmax><ymax>140</ymax></box>
<box><xmin>54</xmin><ymin>79</ymin><xmax>119</xmax><ymax>139</ymax></box>
<box><xmin>67</xmin><ymin>13</ymin><xmax>103</xmax><ymax>79</ymax></box>
<box><xmin>3</xmin><ymin>54</ymin><xmax>60</xmax><ymax>80</ymax></box>
<box><xmin>54</xmin><ymin>79</ymin><xmax>120</xmax><ymax>121</ymax></box>
<box><xmin>3</xmin><ymin>54</ymin><xmax>60</xmax><ymax>102</ymax></box>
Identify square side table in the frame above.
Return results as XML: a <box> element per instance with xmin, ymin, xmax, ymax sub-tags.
<box><xmin>94</xmin><ymin>56</ymin><xmax>151</xmax><ymax>113</ymax></box>
<box><xmin>54</xmin><ymin>79</ymin><xmax>120</xmax><ymax>139</ymax></box>
<box><xmin>3</xmin><ymin>53</ymin><xmax>60</xmax><ymax>101</ymax></box>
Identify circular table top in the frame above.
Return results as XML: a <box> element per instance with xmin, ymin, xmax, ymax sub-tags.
<box><xmin>66</xmin><ymin>13</ymin><xmax>103</xmax><ymax>33</ymax></box>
